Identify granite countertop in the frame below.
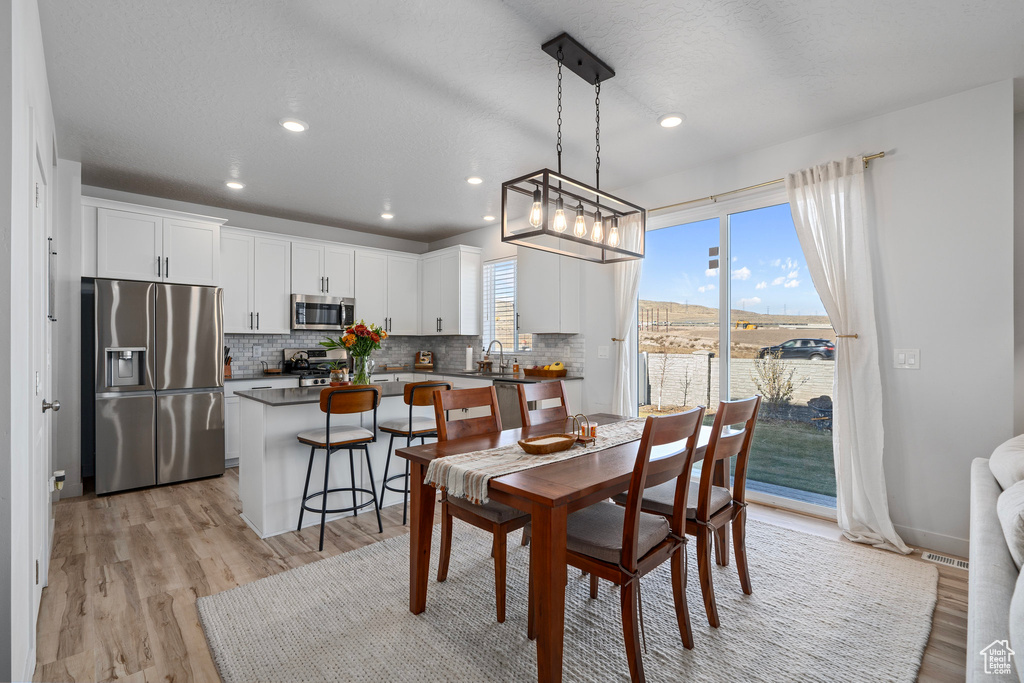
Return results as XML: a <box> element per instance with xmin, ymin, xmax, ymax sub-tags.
<box><xmin>237</xmin><ymin>381</ymin><xmax>409</xmax><ymax>407</ymax></box>
<box><xmin>225</xmin><ymin>371</ymin><xmax>298</xmax><ymax>381</ymax></box>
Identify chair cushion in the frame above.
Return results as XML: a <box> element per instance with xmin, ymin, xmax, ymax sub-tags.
<box><xmin>990</xmin><ymin>434</ymin><xmax>1024</xmax><ymax>490</ymax></box>
<box><xmin>996</xmin><ymin>479</ymin><xmax>1024</xmax><ymax>569</ymax></box>
<box><xmin>379</xmin><ymin>416</ymin><xmax>437</xmax><ymax>434</ymax></box>
<box><xmin>526</xmin><ymin>502</ymin><xmax>670</xmax><ymax>565</ymax></box>
<box><xmin>297</xmin><ymin>426</ymin><xmax>374</xmax><ymax>447</ymax></box>
<box><xmin>447</xmin><ymin>496</ymin><xmax>527</xmax><ymax>524</ymax></box>
<box><xmin>612</xmin><ymin>480</ymin><xmax>733</xmax><ymax>519</ymax></box>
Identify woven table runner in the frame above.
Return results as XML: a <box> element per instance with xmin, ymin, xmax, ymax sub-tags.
<box><xmin>424</xmin><ymin>417</ymin><xmax>647</xmax><ymax>504</ymax></box>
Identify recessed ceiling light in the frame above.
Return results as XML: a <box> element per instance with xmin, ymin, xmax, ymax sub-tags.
<box><xmin>280</xmin><ymin>118</ymin><xmax>308</xmax><ymax>132</ymax></box>
<box><xmin>380</xmin><ymin>213</ymin><xmax>394</xmax><ymax>219</ymax></box>
<box><xmin>658</xmin><ymin>114</ymin><xmax>684</xmax><ymax>128</ymax></box>
<box><xmin>483</xmin><ymin>215</ymin><xmax>495</xmax><ymax>221</ymax></box>
<box><xmin>226</xmin><ymin>181</ymin><xmax>245</xmax><ymax>190</ymax></box>
<box><xmin>466</xmin><ymin>176</ymin><xmax>483</xmax><ymax>185</ymax></box>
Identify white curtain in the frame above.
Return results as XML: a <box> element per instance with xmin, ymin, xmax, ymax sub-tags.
<box><xmin>611</xmin><ymin>213</ymin><xmax>643</xmax><ymax>416</ymax></box>
<box><xmin>786</xmin><ymin>157</ymin><xmax>910</xmax><ymax>554</ymax></box>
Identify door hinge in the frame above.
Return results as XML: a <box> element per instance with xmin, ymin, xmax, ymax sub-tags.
<box><xmin>35</xmin><ymin>560</ymin><xmax>39</xmax><ymax>585</ymax></box>
<box><xmin>34</xmin><ymin>183</ymin><xmax>39</xmax><ymax>208</ymax></box>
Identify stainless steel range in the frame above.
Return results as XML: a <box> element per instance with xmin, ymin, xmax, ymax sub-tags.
<box><xmin>283</xmin><ymin>347</ymin><xmax>349</xmax><ymax>386</ymax></box>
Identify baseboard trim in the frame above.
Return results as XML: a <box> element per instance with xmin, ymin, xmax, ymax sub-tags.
<box><xmin>59</xmin><ymin>482</ymin><xmax>84</xmax><ymax>499</ymax></box>
<box><xmin>894</xmin><ymin>524</ymin><xmax>968</xmax><ymax>559</ymax></box>
<box><xmin>225</xmin><ymin>458</ymin><xmax>239</xmax><ymax>469</ymax></box>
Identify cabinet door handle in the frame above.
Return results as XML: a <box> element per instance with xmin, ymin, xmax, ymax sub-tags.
<box><xmin>326</xmin><ymin>277</ymin><xmax>329</xmax><ymax>293</ymax></box>
<box><xmin>157</xmin><ymin>257</ymin><xmax>161</xmax><ymax>278</ymax></box>
<box><xmin>250</xmin><ymin>312</ymin><xmax>254</xmax><ymax>330</ymax></box>
<box><xmin>256</xmin><ymin>312</ymin><xmax>260</xmax><ymax>330</ymax></box>
<box><xmin>165</xmin><ymin>257</ymin><xmax>169</xmax><ymax>278</ymax></box>
<box><xmin>320</xmin><ymin>276</ymin><xmax>324</xmax><ymax>293</ymax></box>
<box><xmin>516</xmin><ymin>313</ymin><xmax>520</xmax><ymax>330</ymax></box>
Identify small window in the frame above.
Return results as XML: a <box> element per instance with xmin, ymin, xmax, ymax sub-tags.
<box><xmin>483</xmin><ymin>258</ymin><xmax>532</xmax><ymax>352</ymax></box>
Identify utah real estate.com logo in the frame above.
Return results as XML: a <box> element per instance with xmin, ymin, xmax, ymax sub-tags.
<box><xmin>980</xmin><ymin>640</ymin><xmax>1015</xmax><ymax>676</ymax></box>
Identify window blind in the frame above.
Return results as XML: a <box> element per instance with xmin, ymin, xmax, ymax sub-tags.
<box><xmin>483</xmin><ymin>258</ymin><xmax>531</xmax><ymax>352</ymax></box>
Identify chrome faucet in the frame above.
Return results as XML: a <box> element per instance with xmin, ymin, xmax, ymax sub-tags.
<box><xmin>483</xmin><ymin>340</ymin><xmax>509</xmax><ymax>373</ymax></box>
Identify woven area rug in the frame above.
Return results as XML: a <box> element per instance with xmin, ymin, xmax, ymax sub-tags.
<box><xmin>197</xmin><ymin>520</ymin><xmax>938</xmax><ymax>683</ymax></box>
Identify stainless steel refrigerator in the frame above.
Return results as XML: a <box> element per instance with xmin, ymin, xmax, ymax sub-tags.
<box><xmin>93</xmin><ymin>279</ymin><xmax>224</xmax><ymax>494</ymax></box>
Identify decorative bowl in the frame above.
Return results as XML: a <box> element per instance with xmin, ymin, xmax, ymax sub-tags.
<box><xmin>518</xmin><ymin>434</ymin><xmax>577</xmax><ymax>455</ymax></box>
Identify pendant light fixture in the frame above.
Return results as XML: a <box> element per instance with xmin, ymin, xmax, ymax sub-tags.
<box><xmin>500</xmin><ymin>33</ymin><xmax>645</xmax><ymax>263</ymax></box>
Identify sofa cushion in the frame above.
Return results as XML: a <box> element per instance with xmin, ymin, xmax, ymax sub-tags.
<box><xmin>990</xmin><ymin>434</ymin><xmax>1024</xmax><ymax>490</ymax></box>
<box><xmin>1012</xmin><ymin>570</ymin><xmax>1024</xmax><ymax>681</ymax></box>
<box><xmin>997</xmin><ymin>480</ymin><xmax>1024</xmax><ymax>570</ymax></box>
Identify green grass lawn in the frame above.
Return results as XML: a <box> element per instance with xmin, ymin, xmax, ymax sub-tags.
<box><xmin>741</xmin><ymin>419</ymin><xmax>836</xmax><ymax>498</ymax></box>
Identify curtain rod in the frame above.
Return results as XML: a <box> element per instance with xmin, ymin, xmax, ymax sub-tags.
<box><xmin>648</xmin><ymin>151</ymin><xmax>886</xmax><ymax>215</ymax></box>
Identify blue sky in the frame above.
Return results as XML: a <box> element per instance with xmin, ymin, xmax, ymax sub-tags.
<box><xmin>638</xmin><ymin>203</ymin><xmax>826</xmax><ymax>316</ymax></box>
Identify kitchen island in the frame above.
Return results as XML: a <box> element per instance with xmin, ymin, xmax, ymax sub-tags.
<box><xmin>235</xmin><ymin>382</ymin><xmax>423</xmax><ymax>538</ymax></box>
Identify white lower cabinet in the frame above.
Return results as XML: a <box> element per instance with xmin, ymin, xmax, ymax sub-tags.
<box><xmin>224</xmin><ymin>377</ymin><xmax>299</xmax><ymax>466</ymax></box>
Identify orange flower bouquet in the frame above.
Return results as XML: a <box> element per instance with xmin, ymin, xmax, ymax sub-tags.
<box><xmin>321</xmin><ymin>320</ymin><xmax>388</xmax><ymax>384</ymax></box>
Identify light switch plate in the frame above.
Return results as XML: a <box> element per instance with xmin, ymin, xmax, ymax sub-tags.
<box><xmin>894</xmin><ymin>348</ymin><xmax>920</xmax><ymax>370</ymax></box>
<box><xmin>598</xmin><ymin>345</ymin><xmax>609</xmax><ymax>359</ymax></box>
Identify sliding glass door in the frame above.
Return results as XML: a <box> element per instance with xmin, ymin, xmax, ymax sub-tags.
<box><xmin>639</xmin><ymin>192</ymin><xmax>836</xmax><ymax>511</ymax></box>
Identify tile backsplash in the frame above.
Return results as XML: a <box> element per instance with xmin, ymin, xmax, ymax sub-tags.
<box><xmin>225</xmin><ymin>331</ymin><xmax>585</xmax><ymax>375</ymax></box>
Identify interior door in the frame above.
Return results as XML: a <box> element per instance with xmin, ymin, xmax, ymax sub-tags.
<box><xmin>30</xmin><ymin>143</ymin><xmax>53</xmax><ymax>647</ymax></box>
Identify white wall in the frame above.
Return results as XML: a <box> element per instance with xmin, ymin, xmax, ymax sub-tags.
<box><xmin>53</xmin><ymin>160</ymin><xmax>82</xmax><ymax>497</ymax></box>
<box><xmin>616</xmin><ymin>80</ymin><xmax>1015</xmax><ymax>556</ymax></box>
<box><xmin>1014</xmin><ymin>109</ymin><xmax>1024</xmax><ymax>435</ymax></box>
<box><xmin>82</xmin><ymin>185</ymin><xmax>430</xmax><ymax>255</ymax></box>
<box><xmin>3</xmin><ymin>0</ymin><xmax>57</xmax><ymax>679</ymax></box>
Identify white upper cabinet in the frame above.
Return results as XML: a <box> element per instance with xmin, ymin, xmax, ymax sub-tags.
<box><xmin>220</xmin><ymin>231</ymin><xmax>255</xmax><ymax>334</ymax></box>
<box><xmin>291</xmin><ymin>242</ymin><xmax>355</xmax><ymax>298</ymax></box>
<box><xmin>162</xmin><ymin>217</ymin><xmax>220</xmax><ymax>286</ymax></box>
<box><xmin>516</xmin><ymin>246</ymin><xmax>579</xmax><ymax>334</ymax></box>
<box><xmin>253</xmin><ymin>236</ymin><xmax>292</xmax><ymax>334</ymax></box>
<box><xmin>91</xmin><ymin>199</ymin><xmax>224</xmax><ymax>285</ymax></box>
<box><xmin>96</xmin><ymin>208</ymin><xmax>162</xmax><ymax>282</ymax></box>
<box><xmin>387</xmin><ymin>253</ymin><xmax>420</xmax><ymax>335</ymax></box>
<box><xmin>220</xmin><ymin>229</ymin><xmax>291</xmax><ymax>334</ymax></box>
<box><xmin>354</xmin><ymin>249</ymin><xmax>389</xmax><ymax>326</ymax></box>
<box><xmin>290</xmin><ymin>241</ymin><xmax>325</xmax><ymax>296</ymax></box>
<box><xmin>324</xmin><ymin>245</ymin><xmax>354</xmax><ymax>298</ymax></box>
<box><xmin>419</xmin><ymin>245</ymin><xmax>481</xmax><ymax>335</ymax></box>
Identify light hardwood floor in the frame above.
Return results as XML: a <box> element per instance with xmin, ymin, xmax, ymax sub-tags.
<box><xmin>33</xmin><ymin>469</ymin><xmax>968</xmax><ymax>682</ymax></box>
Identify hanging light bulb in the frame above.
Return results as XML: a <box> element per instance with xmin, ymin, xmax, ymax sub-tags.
<box><xmin>591</xmin><ymin>209</ymin><xmax>603</xmax><ymax>242</ymax></box>
<box><xmin>552</xmin><ymin>197</ymin><xmax>567</xmax><ymax>232</ymax></box>
<box><xmin>529</xmin><ymin>188</ymin><xmax>543</xmax><ymax>227</ymax></box>
<box><xmin>608</xmin><ymin>216</ymin><xmax>620</xmax><ymax>247</ymax></box>
<box><xmin>573</xmin><ymin>202</ymin><xmax>587</xmax><ymax>237</ymax></box>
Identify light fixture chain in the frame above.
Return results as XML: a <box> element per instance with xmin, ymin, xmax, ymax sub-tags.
<box><xmin>556</xmin><ymin>49</ymin><xmax>563</xmax><ymax>174</ymax></box>
<box><xmin>595</xmin><ymin>81</ymin><xmax>601</xmax><ymax>191</ymax></box>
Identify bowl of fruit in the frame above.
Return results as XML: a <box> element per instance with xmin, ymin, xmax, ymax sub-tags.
<box><xmin>523</xmin><ymin>361</ymin><xmax>566</xmax><ymax>378</ymax></box>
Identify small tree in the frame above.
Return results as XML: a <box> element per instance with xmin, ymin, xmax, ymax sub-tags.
<box><xmin>680</xmin><ymin>366</ymin><xmax>692</xmax><ymax>407</ymax></box>
<box><xmin>751</xmin><ymin>351</ymin><xmax>806</xmax><ymax>418</ymax></box>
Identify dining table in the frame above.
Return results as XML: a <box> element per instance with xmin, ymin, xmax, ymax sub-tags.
<box><xmin>396</xmin><ymin>412</ymin><xmax>717</xmax><ymax>683</ymax></box>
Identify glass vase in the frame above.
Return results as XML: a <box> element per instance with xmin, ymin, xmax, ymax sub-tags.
<box><xmin>353</xmin><ymin>355</ymin><xmax>375</xmax><ymax>385</ymax></box>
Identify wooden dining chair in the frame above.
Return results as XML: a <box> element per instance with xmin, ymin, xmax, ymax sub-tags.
<box><xmin>527</xmin><ymin>408</ymin><xmax>705</xmax><ymax>682</ymax></box>
<box><xmin>516</xmin><ymin>380</ymin><xmax>571</xmax><ymax>428</ymax></box>
<box><xmin>432</xmin><ymin>386</ymin><xmax>530</xmax><ymax>623</ymax></box>
<box><xmin>622</xmin><ymin>395</ymin><xmax>761</xmax><ymax>629</ymax></box>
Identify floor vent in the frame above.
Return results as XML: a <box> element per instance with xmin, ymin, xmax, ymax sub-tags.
<box><xmin>922</xmin><ymin>551</ymin><xmax>969</xmax><ymax>571</ymax></box>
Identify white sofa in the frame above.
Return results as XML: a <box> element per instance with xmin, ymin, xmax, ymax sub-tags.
<box><xmin>968</xmin><ymin>436</ymin><xmax>1024</xmax><ymax>682</ymax></box>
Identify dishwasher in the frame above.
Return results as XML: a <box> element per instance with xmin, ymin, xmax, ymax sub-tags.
<box><xmin>492</xmin><ymin>379</ymin><xmax>534</xmax><ymax>430</ymax></box>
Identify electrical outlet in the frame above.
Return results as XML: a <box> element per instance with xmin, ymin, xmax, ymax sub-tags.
<box><xmin>893</xmin><ymin>348</ymin><xmax>920</xmax><ymax>370</ymax></box>
<box><xmin>598</xmin><ymin>345</ymin><xmax>610</xmax><ymax>359</ymax></box>
<box><xmin>252</xmin><ymin>345</ymin><xmax>262</xmax><ymax>357</ymax></box>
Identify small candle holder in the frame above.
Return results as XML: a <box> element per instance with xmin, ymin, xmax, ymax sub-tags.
<box><xmin>566</xmin><ymin>413</ymin><xmax>596</xmax><ymax>445</ymax></box>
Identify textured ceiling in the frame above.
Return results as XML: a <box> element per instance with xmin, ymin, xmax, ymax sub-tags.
<box><xmin>39</xmin><ymin>0</ymin><xmax>1024</xmax><ymax>242</ymax></box>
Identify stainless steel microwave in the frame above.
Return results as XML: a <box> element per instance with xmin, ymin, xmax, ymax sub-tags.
<box><xmin>291</xmin><ymin>294</ymin><xmax>355</xmax><ymax>331</ymax></box>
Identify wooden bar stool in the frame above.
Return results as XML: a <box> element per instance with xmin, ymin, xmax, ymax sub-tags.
<box><xmin>296</xmin><ymin>385</ymin><xmax>384</xmax><ymax>551</ymax></box>
<box><xmin>378</xmin><ymin>380</ymin><xmax>452</xmax><ymax>524</ymax></box>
